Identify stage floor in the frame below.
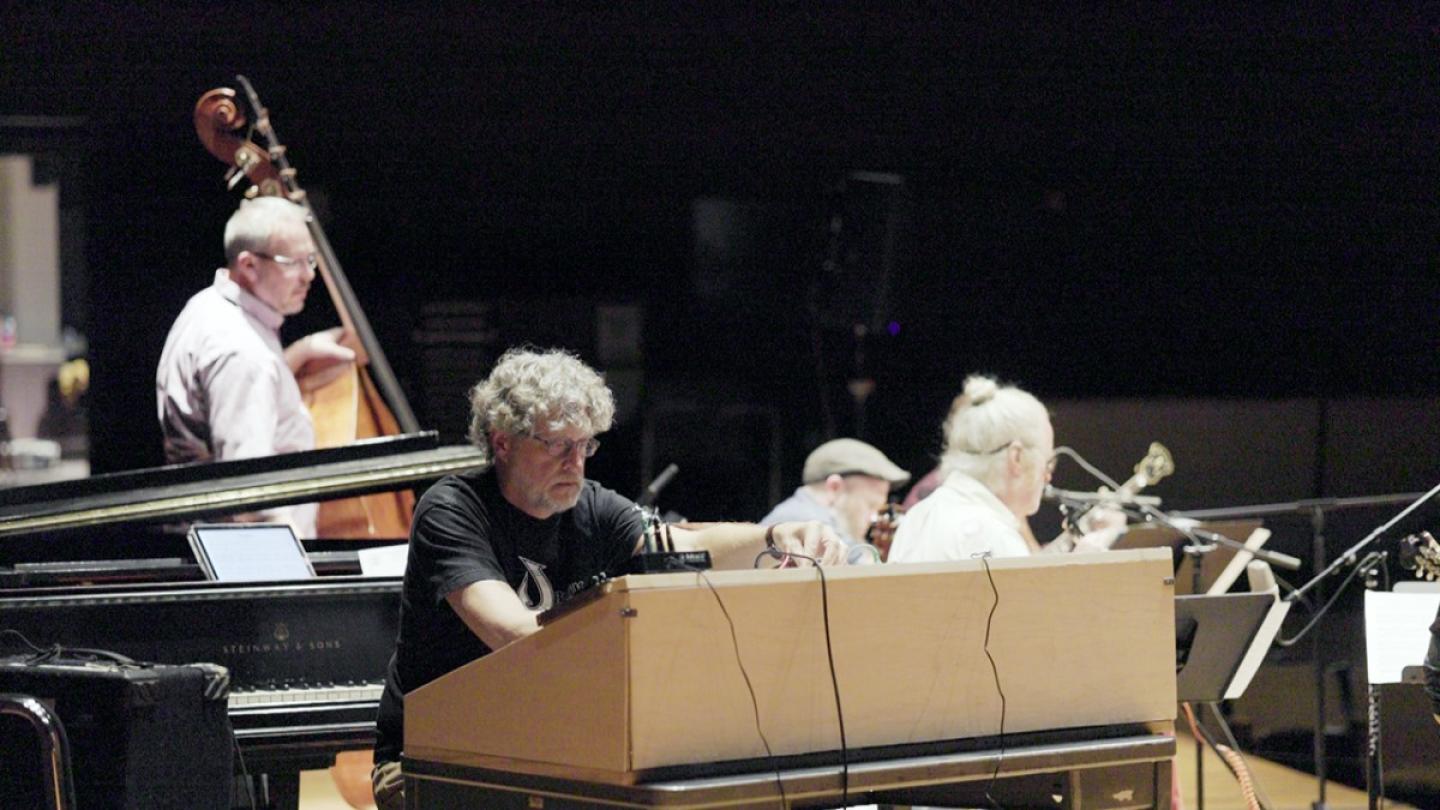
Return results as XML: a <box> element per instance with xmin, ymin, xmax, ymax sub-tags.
<box><xmin>1173</xmin><ymin>731</ymin><xmax>1417</xmax><ymax>810</ymax></box>
<box><xmin>291</xmin><ymin>732</ymin><xmax>1421</xmax><ymax>810</ymax></box>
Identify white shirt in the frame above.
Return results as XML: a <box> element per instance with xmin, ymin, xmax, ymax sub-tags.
<box><xmin>156</xmin><ymin>269</ymin><xmax>317</xmax><ymax>537</ymax></box>
<box><xmin>888</xmin><ymin>470</ymin><xmax>1030</xmax><ymax>561</ymax></box>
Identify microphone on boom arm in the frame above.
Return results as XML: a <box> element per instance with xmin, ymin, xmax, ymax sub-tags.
<box><xmin>1045</xmin><ymin>442</ymin><xmax>1174</xmax><ymax>537</ymax></box>
<box><xmin>1044</xmin><ymin>486</ymin><xmax>1163</xmax><ymax>533</ymax></box>
<box><xmin>637</xmin><ymin>463</ymin><xmax>679</xmax><ymax>509</ymax></box>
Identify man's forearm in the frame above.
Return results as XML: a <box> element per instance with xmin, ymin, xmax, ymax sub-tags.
<box><xmin>668</xmin><ymin>520</ymin><xmax>846</xmax><ymax>568</ymax></box>
<box><xmin>669</xmin><ymin>522</ymin><xmax>767</xmax><ymax>569</ymax></box>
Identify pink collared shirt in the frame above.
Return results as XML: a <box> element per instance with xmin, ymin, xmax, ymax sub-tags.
<box><xmin>156</xmin><ymin>269</ymin><xmax>317</xmax><ymax>537</ymax></box>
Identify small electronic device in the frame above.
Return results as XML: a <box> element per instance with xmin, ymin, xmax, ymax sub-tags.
<box><xmin>186</xmin><ymin>523</ymin><xmax>315</xmax><ymax>583</ymax></box>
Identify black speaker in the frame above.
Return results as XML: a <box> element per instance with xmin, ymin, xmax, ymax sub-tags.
<box><xmin>815</xmin><ymin>171</ymin><xmax>908</xmax><ymax>333</ymax></box>
<box><xmin>0</xmin><ymin>653</ymin><xmax>233</xmax><ymax>809</ymax></box>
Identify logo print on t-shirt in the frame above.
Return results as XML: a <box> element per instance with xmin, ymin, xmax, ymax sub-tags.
<box><xmin>516</xmin><ymin>555</ymin><xmax>555</xmax><ymax>612</ymax></box>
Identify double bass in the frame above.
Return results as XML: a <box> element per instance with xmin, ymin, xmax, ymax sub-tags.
<box><xmin>193</xmin><ymin>76</ymin><xmax>418</xmax><ymax>539</ymax></box>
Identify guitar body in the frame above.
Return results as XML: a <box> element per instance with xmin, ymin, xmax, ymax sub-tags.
<box><xmin>302</xmin><ymin>363</ymin><xmax>416</xmax><ymax>539</ymax></box>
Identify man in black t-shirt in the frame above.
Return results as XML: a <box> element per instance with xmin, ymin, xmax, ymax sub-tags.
<box><xmin>371</xmin><ymin>347</ymin><xmax>844</xmax><ymax>809</ymax></box>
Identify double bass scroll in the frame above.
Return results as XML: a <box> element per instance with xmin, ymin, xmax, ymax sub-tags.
<box><xmin>194</xmin><ymin>76</ymin><xmax>419</xmax><ymax>539</ymax></box>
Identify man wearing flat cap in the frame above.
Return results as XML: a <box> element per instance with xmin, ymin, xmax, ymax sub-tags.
<box><xmin>761</xmin><ymin>438</ymin><xmax>910</xmax><ymax>551</ymax></box>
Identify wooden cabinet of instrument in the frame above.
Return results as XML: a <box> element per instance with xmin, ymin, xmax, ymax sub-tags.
<box><xmin>406</xmin><ymin>549</ymin><xmax>1177</xmax><ymax>784</ymax></box>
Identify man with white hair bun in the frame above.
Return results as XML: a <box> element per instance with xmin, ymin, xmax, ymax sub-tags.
<box><xmin>888</xmin><ymin>374</ymin><xmax>1122</xmax><ymax>562</ymax></box>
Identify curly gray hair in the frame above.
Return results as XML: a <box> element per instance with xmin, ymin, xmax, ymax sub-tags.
<box><xmin>467</xmin><ymin>347</ymin><xmax>616</xmax><ymax>468</ymax></box>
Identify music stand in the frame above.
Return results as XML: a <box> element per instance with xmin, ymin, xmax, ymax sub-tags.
<box><xmin>1176</xmin><ymin>593</ymin><xmax>1285</xmax><ymax>702</ymax></box>
<box><xmin>1175</xmin><ymin>592</ymin><xmax>1290</xmax><ymax>810</ymax></box>
<box><xmin>1173</xmin><ymin>489</ymin><xmax>1432</xmax><ymax>810</ymax></box>
<box><xmin>1362</xmin><ymin>590</ymin><xmax>1440</xmax><ymax>809</ymax></box>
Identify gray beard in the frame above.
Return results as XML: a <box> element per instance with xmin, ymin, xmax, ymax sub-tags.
<box><xmin>532</xmin><ymin>487</ymin><xmax>581</xmax><ymax>517</ymax></box>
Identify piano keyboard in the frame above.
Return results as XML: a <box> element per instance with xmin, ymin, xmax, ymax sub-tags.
<box><xmin>228</xmin><ymin>681</ymin><xmax>384</xmax><ymax>708</ymax></box>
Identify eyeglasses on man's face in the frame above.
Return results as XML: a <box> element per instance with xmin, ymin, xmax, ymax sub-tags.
<box><xmin>985</xmin><ymin>439</ymin><xmax>1057</xmax><ymax>474</ymax></box>
<box><xmin>253</xmin><ymin>251</ymin><xmax>320</xmax><ymax>272</ymax></box>
<box><xmin>526</xmin><ymin>433</ymin><xmax>600</xmax><ymax>459</ymax></box>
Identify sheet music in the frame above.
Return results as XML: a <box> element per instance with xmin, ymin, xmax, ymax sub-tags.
<box><xmin>1364</xmin><ymin>590</ymin><xmax>1440</xmax><ymax>685</ymax></box>
<box><xmin>358</xmin><ymin>543</ymin><xmax>409</xmax><ymax>577</ymax></box>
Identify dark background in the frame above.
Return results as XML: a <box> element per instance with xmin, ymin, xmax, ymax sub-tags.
<box><xmin>5</xmin><ymin>4</ymin><xmax>1440</xmax><ymax>511</ymax></box>
<box><xmin>9</xmin><ymin>6</ymin><xmax>1440</xmax><ymax>794</ymax></box>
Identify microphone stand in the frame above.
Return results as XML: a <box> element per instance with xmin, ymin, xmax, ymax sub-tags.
<box><xmin>1169</xmin><ymin>485</ymin><xmax>1440</xmax><ymax>810</ymax></box>
<box><xmin>1051</xmin><ymin>494</ymin><xmax>1302</xmax><ymax>573</ymax></box>
<box><xmin>1283</xmin><ymin>481</ymin><xmax>1440</xmax><ymax>604</ymax></box>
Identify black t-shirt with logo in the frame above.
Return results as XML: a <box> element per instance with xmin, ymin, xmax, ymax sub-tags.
<box><xmin>374</xmin><ymin>470</ymin><xmax>645</xmax><ymax>763</ymax></box>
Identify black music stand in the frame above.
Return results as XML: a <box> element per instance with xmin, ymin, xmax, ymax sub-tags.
<box><xmin>1176</xmin><ymin>592</ymin><xmax>1289</xmax><ymax>810</ymax></box>
<box><xmin>1362</xmin><ymin>589</ymin><xmax>1440</xmax><ymax>810</ymax></box>
<box><xmin>1176</xmin><ymin>593</ymin><xmax>1282</xmax><ymax>703</ymax></box>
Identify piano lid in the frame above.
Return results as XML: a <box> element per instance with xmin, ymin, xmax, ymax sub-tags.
<box><xmin>0</xmin><ymin>431</ymin><xmax>485</xmax><ymax>538</ymax></box>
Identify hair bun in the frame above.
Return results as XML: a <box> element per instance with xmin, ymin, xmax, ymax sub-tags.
<box><xmin>962</xmin><ymin>374</ymin><xmax>999</xmax><ymax>406</ymax></box>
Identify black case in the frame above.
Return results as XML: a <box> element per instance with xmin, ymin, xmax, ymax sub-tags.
<box><xmin>0</xmin><ymin>652</ymin><xmax>233</xmax><ymax>809</ymax></box>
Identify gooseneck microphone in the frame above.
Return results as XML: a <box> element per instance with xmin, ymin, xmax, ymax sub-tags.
<box><xmin>1043</xmin><ymin>486</ymin><xmax>1163</xmax><ymax>506</ymax></box>
<box><xmin>637</xmin><ymin>463</ymin><xmax>679</xmax><ymax>508</ymax></box>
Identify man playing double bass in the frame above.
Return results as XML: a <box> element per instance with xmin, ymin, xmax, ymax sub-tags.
<box><xmin>155</xmin><ymin>196</ymin><xmax>355</xmax><ymax>538</ymax></box>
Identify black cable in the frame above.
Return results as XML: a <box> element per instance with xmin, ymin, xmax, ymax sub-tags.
<box><xmin>232</xmin><ymin>734</ymin><xmax>258</xmax><ymax>810</ymax></box>
<box><xmin>1275</xmin><ymin>574</ymin><xmax>1314</xmax><ymax>611</ymax></box>
<box><xmin>742</xmin><ymin>550</ymin><xmax>851</xmax><ymax>806</ymax></box>
<box><xmin>976</xmin><ymin>556</ymin><xmax>1008</xmax><ymax>810</ymax></box>
<box><xmin>786</xmin><ymin>550</ymin><xmax>850</xmax><ymax>807</ymax></box>
<box><xmin>690</xmin><ymin>565</ymin><xmax>788</xmax><ymax>808</ymax></box>
<box><xmin>0</xmin><ymin>628</ymin><xmax>48</xmax><ymax>656</ymax></box>
<box><xmin>0</xmin><ymin>629</ymin><xmax>145</xmax><ymax>668</ymax></box>
<box><xmin>1185</xmin><ymin>702</ymin><xmax>1271</xmax><ymax>810</ymax></box>
<box><xmin>1052</xmin><ymin>446</ymin><xmax>1124</xmax><ymax>490</ymax></box>
<box><xmin>1277</xmin><ymin>551</ymin><xmax>1385</xmax><ymax>648</ymax></box>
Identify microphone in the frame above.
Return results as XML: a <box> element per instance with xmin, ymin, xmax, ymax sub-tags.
<box><xmin>1044</xmin><ymin>486</ymin><xmax>1162</xmax><ymax>506</ymax></box>
<box><xmin>630</xmin><ymin>467</ymin><xmax>713</xmax><ymax>574</ymax></box>
<box><xmin>1047</xmin><ymin>442</ymin><xmax>1173</xmax><ymax>537</ymax></box>
<box><xmin>637</xmin><ymin>463</ymin><xmax>679</xmax><ymax>508</ymax></box>
<box><xmin>1189</xmin><ymin>527</ymin><xmax>1302</xmax><ymax>571</ymax></box>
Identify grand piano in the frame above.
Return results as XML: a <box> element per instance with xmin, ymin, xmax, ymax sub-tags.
<box><xmin>0</xmin><ymin>432</ymin><xmax>484</xmax><ymax>807</ymax></box>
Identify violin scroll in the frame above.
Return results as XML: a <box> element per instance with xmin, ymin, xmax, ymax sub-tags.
<box><xmin>193</xmin><ymin>87</ymin><xmax>285</xmax><ymax>198</ymax></box>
